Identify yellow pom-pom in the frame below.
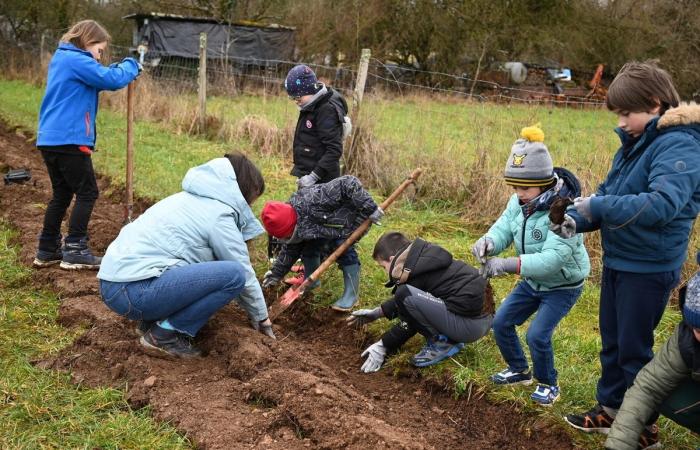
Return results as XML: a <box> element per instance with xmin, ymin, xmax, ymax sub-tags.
<box><xmin>520</xmin><ymin>124</ymin><xmax>545</xmax><ymax>142</ymax></box>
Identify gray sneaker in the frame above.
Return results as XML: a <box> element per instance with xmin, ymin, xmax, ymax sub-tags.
<box><xmin>140</xmin><ymin>325</ymin><xmax>201</xmax><ymax>359</ymax></box>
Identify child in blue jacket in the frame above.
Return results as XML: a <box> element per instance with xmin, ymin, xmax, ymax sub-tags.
<box><xmin>34</xmin><ymin>20</ymin><xmax>140</xmax><ymax>270</ymax></box>
<box><xmin>472</xmin><ymin>126</ymin><xmax>590</xmax><ymax>406</ymax></box>
<box><xmin>554</xmin><ymin>62</ymin><xmax>700</xmax><ymax>445</ymax></box>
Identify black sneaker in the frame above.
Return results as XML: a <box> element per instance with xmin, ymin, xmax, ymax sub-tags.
<box><xmin>564</xmin><ymin>404</ymin><xmax>615</xmax><ymax>434</ymax></box>
<box><xmin>140</xmin><ymin>325</ymin><xmax>201</xmax><ymax>359</ymax></box>
<box><xmin>60</xmin><ymin>241</ymin><xmax>101</xmax><ymax>270</ymax></box>
<box><xmin>33</xmin><ymin>249</ymin><xmax>63</xmax><ymax>267</ymax></box>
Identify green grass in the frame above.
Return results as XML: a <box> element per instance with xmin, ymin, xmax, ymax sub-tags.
<box><xmin>0</xmin><ymin>222</ymin><xmax>190</xmax><ymax>449</ymax></box>
<box><xmin>0</xmin><ymin>78</ymin><xmax>697</xmax><ymax>448</ymax></box>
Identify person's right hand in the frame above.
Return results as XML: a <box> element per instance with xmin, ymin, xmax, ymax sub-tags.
<box><xmin>261</xmin><ymin>270</ymin><xmax>280</xmax><ymax>288</ymax></box>
<box><xmin>471</xmin><ymin>237</ymin><xmax>494</xmax><ymax>264</ymax></box>
<box><xmin>346</xmin><ymin>307</ymin><xmax>383</xmax><ymax>327</ymax></box>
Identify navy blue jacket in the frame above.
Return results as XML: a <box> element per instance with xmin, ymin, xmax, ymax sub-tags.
<box><xmin>37</xmin><ymin>43</ymin><xmax>139</xmax><ymax>147</ymax></box>
<box><xmin>571</xmin><ymin>104</ymin><xmax>700</xmax><ymax>273</ymax></box>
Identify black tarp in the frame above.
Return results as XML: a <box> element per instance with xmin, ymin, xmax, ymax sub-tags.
<box><xmin>129</xmin><ymin>15</ymin><xmax>295</xmax><ymax>62</ymax></box>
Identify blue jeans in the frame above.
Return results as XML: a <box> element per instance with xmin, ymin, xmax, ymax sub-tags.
<box><xmin>99</xmin><ymin>261</ymin><xmax>246</xmax><ymax>337</ymax></box>
<box><xmin>596</xmin><ymin>266</ymin><xmax>680</xmax><ymax>409</ymax></box>
<box><xmin>492</xmin><ymin>281</ymin><xmax>582</xmax><ymax>386</ymax></box>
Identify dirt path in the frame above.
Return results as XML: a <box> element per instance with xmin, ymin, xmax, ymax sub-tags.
<box><xmin>0</xmin><ymin>122</ymin><xmax>575</xmax><ymax>449</ymax></box>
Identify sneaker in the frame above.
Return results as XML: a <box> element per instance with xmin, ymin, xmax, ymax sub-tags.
<box><xmin>60</xmin><ymin>240</ymin><xmax>101</xmax><ymax>270</ymax></box>
<box><xmin>140</xmin><ymin>325</ymin><xmax>201</xmax><ymax>359</ymax></box>
<box><xmin>564</xmin><ymin>404</ymin><xmax>615</xmax><ymax>434</ymax></box>
<box><xmin>491</xmin><ymin>367</ymin><xmax>533</xmax><ymax>385</ymax></box>
<box><xmin>134</xmin><ymin>320</ymin><xmax>155</xmax><ymax>337</ymax></box>
<box><xmin>531</xmin><ymin>384</ymin><xmax>560</xmax><ymax>406</ymax></box>
<box><xmin>33</xmin><ymin>249</ymin><xmax>63</xmax><ymax>267</ymax></box>
<box><xmin>411</xmin><ymin>335</ymin><xmax>465</xmax><ymax>367</ymax></box>
<box><xmin>638</xmin><ymin>424</ymin><xmax>661</xmax><ymax>449</ymax></box>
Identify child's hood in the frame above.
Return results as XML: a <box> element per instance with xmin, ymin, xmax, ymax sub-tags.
<box><xmin>57</xmin><ymin>42</ymin><xmax>93</xmax><ymax>57</ymax></box>
<box><xmin>386</xmin><ymin>239</ymin><xmax>453</xmax><ymax>287</ymax></box>
<box><xmin>181</xmin><ymin>158</ymin><xmax>263</xmax><ymax>241</ymax></box>
<box><xmin>658</xmin><ymin>102</ymin><xmax>700</xmax><ymax>130</ymax></box>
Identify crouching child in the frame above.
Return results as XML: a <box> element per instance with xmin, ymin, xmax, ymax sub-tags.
<box><xmin>260</xmin><ymin>175</ymin><xmax>383</xmax><ymax>311</ymax></box>
<box><xmin>350</xmin><ymin>232</ymin><xmax>495</xmax><ymax>372</ymax></box>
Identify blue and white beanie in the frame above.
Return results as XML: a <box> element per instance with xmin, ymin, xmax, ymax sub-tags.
<box><xmin>683</xmin><ymin>270</ymin><xmax>700</xmax><ymax>328</ymax></box>
<box><xmin>284</xmin><ymin>65</ymin><xmax>320</xmax><ymax>97</ymax></box>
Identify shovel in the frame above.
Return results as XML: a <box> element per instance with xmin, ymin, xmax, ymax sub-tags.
<box><xmin>124</xmin><ymin>80</ymin><xmax>136</xmax><ymax>223</ymax></box>
<box><xmin>268</xmin><ymin>168</ymin><xmax>423</xmax><ymax>321</ymax></box>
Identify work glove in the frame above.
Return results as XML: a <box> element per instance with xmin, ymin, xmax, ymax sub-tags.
<box><xmin>369</xmin><ymin>207</ymin><xmax>384</xmax><ymax>225</ymax></box>
<box><xmin>250</xmin><ymin>317</ymin><xmax>276</xmax><ymax>339</ymax></box>
<box><xmin>361</xmin><ymin>339</ymin><xmax>387</xmax><ymax>373</ymax></box>
<box><xmin>549</xmin><ymin>214</ymin><xmax>577</xmax><ymax>239</ymax></box>
<box><xmin>297</xmin><ymin>172</ymin><xmax>320</xmax><ymax>189</ymax></box>
<box><xmin>480</xmin><ymin>257</ymin><xmax>519</xmax><ymax>279</ymax></box>
<box><xmin>346</xmin><ymin>307</ymin><xmax>383</xmax><ymax>327</ymax></box>
<box><xmin>574</xmin><ymin>195</ymin><xmax>595</xmax><ymax>223</ymax></box>
<box><xmin>471</xmin><ymin>237</ymin><xmax>494</xmax><ymax>264</ymax></box>
<box><xmin>261</xmin><ymin>270</ymin><xmax>280</xmax><ymax>288</ymax></box>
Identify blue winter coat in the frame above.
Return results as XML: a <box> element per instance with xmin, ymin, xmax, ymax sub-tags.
<box><xmin>571</xmin><ymin>104</ymin><xmax>700</xmax><ymax>273</ymax></box>
<box><xmin>37</xmin><ymin>43</ymin><xmax>139</xmax><ymax>147</ymax></box>
<box><xmin>97</xmin><ymin>158</ymin><xmax>268</xmax><ymax>322</ymax></box>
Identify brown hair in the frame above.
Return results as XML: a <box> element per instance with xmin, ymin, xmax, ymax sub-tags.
<box><xmin>373</xmin><ymin>231</ymin><xmax>411</xmax><ymax>261</ymax></box>
<box><xmin>60</xmin><ymin>20</ymin><xmax>111</xmax><ymax>50</ymax></box>
<box><xmin>225</xmin><ymin>152</ymin><xmax>265</xmax><ymax>205</ymax></box>
<box><xmin>606</xmin><ymin>61</ymin><xmax>680</xmax><ymax>115</ymax></box>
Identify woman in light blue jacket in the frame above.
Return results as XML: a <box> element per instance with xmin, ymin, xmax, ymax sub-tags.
<box><xmin>98</xmin><ymin>154</ymin><xmax>273</xmax><ymax>358</ymax></box>
<box><xmin>472</xmin><ymin>126</ymin><xmax>590</xmax><ymax>406</ymax></box>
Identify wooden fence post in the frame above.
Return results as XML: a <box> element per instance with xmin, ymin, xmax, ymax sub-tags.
<box><xmin>343</xmin><ymin>48</ymin><xmax>371</xmax><ymax>172</ymax></box>
<box><xmin>198</xmin><ymin>32</ymin><xmax>207</xmax><ymax>133</ymax></box>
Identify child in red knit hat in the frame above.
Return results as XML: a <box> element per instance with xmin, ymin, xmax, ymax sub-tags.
<box><xmin>261</xmin><ymin>175</ymin><xmax>383</xmax><ymax>311</ymax></box>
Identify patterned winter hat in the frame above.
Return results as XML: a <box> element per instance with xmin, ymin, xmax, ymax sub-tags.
<box><xmin>682</xmin><ymin>271</ymin><xmax>700</xmax><ymax>328</ymax></box>
<box><xmin>284</xmin><ymin>65</ymin><xmax>321</xmax><ymax>98</ymax></box>
<box><xmin>261</xmin><ymin>201</ymin><xmax>297</xmax><ymax>239</ymax></box>
<box><xmin>504</xmin><ymin>125</ymin><xmax>555</xmax><ymax>187</ymax></box>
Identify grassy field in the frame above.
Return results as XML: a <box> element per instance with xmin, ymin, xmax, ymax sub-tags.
<box><xmin>0</xmin><ymin>77</ymin><xmax>697</xmax><ymax>449</ymax></box>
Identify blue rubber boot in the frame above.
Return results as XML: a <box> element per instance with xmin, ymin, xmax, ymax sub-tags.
<box><xmin>302</xmin><ymin>255</ymin><xmax>321</xmax><ymax>289</ymax></box>
<box><xmin>331</xmin><ymin>264</ymin><xmax>361</xmax><ymax>312</ymax></box>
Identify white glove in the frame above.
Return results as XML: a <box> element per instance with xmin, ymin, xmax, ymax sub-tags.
<box><xmin>297</xmin><ymin>172</ymin><xmax>320</xmax><ymax>189</ymax></box>
<box><xmin>471</xmin><ymin>237</ymin><xmax>494</xmax><ymax>264</ymax></box>
<box><xmin>346</xmin><ymin>307</ymin><xmax>383</xmax><ymax>327</ymax></box>
<box><xmin>369</xmin><ymin>207</ymin><xmax>384</xmax><ymax>225</ymax></box>
<box><xmin>480</xmin><ymin>257</ymin><xmax>519</xmax><ymax>279</ymax></box>
<box><xmin>262</xmin><ymin>270</ymin><xmax>280</xmax><ymax>288</ymax></box>
<box><xmin>361</xmin><ymin>340</ymin><xmax>387</xmax><ymax>373</ymax></box>
<box><xmin>548</xmin><ymin>214</ymin><xmax>577</xmax><ymax>239</ymax></box>
<box><xmin>574</xmin><ymin>195</ymin><xmax>595</xmax><ymax>222</ymax></box>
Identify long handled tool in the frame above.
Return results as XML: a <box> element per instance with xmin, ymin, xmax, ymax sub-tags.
<box><xmin>124</xmin><ymin>81</ymin><xmax>136</xmax><ymax>223</ymax></box>
<box><xmin>268</xmin><ymin>168</ymin><xmax>423</xmax><ymax>321</ymax></box>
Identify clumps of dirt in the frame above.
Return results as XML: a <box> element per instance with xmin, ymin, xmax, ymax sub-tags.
<box><xmin>0</xmin><ymin>120</ymin><xmax>576</xmax><ymax>449</ymax></box>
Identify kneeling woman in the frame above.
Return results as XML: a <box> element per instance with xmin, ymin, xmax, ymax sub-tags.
<box><xmin>97</xmin><ymin>153</ymin><xmax>274</xmax><ymax>358</ymax></box>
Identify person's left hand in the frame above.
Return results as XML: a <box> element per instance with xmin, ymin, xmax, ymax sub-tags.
<box><xmin>297</xmin><ymin>172</ymin><xmax>320</xmax><ymax>189</ymax></box>
<box><xmin>361</xmin><ymin>340</ymin><xmax>386</xmax><ymax>373</ymax></box>
<box><xmin>369</xmin><ymin>207</ymin><xmax>384</xmax><ymax>225</ymax></box>
<box><xmin>480</xmin><ymin>257</ymin><xmax>519</xmax><ymax>279</ymax></box>
<box><xmin>347</xmin><ymin>307</ymin><xmax>383</xmax><ymax>327</ymax></box>
<box><xmin>251</xmin><ymin>317</ymin><xmax>276</xmax><ymax>339</ymax></box>
<box><xmin>574</xmin><ymin>195</ymin><xmax>595</xmax><ymax>222</ymax></box>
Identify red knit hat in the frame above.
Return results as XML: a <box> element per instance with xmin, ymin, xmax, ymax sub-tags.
<box><xmin>261</xmin><ymin>201</ymin><xmax>297</xmax><ymax>238</ymax></box>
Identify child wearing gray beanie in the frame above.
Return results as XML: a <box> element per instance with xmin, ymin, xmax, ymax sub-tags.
<box><xmin>472</xmin><ymin>125</ymin><xmax>590</xmax><ymax>406</ymax></box>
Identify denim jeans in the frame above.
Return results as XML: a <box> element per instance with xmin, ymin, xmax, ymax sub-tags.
<box><xmin>596</xmin><ymin>266</ymin><xmax>680</xmax><ymax>409</ymax></box>
<box><xmin>492</xmin><ymin>281</ymin><xmax>582</xmax><ymax>386</ymax></box>
<box><xmin>99</xmin><ymin>261</ymin><xmax>246</xmax><ymax>337</ymax></box>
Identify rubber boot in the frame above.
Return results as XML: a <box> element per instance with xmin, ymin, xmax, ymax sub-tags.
<box><xmin>331</xmin><ymin>264</ymin><xmax>361</xmax><ymax>312</ymax></box>
<box><xmin>302</xmin><ymin>255</ymin><xmax>321</xmax><ymax>289</ymax></box>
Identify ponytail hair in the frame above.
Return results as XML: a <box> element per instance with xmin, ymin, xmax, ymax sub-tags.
<box><xmin>60</xmin><ymin>20</ymin><xmax>111</xmax><ymax>50</ymax></box>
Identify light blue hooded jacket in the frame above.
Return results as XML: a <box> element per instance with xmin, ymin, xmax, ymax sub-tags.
<box><xmin>97</xmin><ymin>158</ymin><xmax>268</xmax><ymax>321</ymax></box>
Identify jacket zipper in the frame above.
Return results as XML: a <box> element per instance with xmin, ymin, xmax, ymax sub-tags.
<box><xmin>521</xmin><ymin>215</ymin><xmax>528</xmax><ymax>254</ymax></box>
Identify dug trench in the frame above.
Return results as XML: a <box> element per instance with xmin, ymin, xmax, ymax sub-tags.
<box><xmin>0</xmin><ymin>121</ymin><xmax>575</xmax><ymax>449</ymax></box>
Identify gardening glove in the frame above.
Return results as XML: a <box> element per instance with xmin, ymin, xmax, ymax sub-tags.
<box><xmin>574</xmin><ymin>195</ymin><xmax>595</xmax><ymax>223</ymax></box>
<box><xmin>480</xmin><ymin>257</ymin><xmax>519</xmax><ymax>279</ymax></box>
<box><xmin>297</xmin><ymin>172</ymin><xmax>320</xmax><ymax>189</ymax></box>
<box><xmin>250</xmin><ymin>317</ymin><xmax>276</xmax><ymax>339</ymax></box>
<box><xmin>261</xmin><ymin>270</ymin><xmax>280</xmax><ymax>288</ymax></box>
<box><xmin>472</xmin><ymin>237</ymin><xmax>494</xmax><ymax>264</ymax></box>
<box><xmin>347</xmin><ymin>307</ymin><xmax>383</xmax><ymax>327</ymax></box>
<box><xmin>361</xmin><ymin>339</ymin><xmax>387</xmax><ymax>373</ymax></box>
<box><xmin>549</xmin><ymin>214</ymin><xmax>577</xmax><ymax>239</ymax></box>
<box><xmin>369</xmin><ymin>207</ymin><xmax>384</xmax><ymax>225</ymax></box>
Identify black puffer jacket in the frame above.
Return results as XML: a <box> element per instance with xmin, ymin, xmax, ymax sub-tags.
<box><xmin>270</xmin><ymin>176</ymin><xmax>378</xmax><ymax>278</ymax></box>
<box><xmin>291</xmin><ymin>88</ymin><xmax>348</xmax><ymax>183</ymax></box>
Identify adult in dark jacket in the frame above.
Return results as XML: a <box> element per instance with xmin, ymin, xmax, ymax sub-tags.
<box><xmin>260</xmin><ymin>176</ymin><xmax>383</xmax><ymax>311</ymax></box>
<box><xmin>349</xmin><ymin>232</ymin><xmax>495</xmax><ymax>372</ymax></box>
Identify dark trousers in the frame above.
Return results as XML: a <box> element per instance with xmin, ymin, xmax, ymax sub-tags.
<box><xmin>302</xmin><ymin>238</ymin><xmax>360</xmax><ymax>267</ymax></box>
<box><xmin>658</xmin><ymin>379</ymin><xmax>700</xmax><ymax>433</ymax></box>
<box><xmin>596</xmin><ymin>266</ymin><xmax>680</xmax><ymax>409</ymax></box>
<box><xmin>39</xmin><ymin>151</ymin><xmax>99</xmax><ymax>247</ymax></box>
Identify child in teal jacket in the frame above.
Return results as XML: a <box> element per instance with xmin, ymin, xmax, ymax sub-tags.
<box><xmin>472</xmin><ymin>126</ymin><xmax>590</xmax><ymax>406</ymax></box>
